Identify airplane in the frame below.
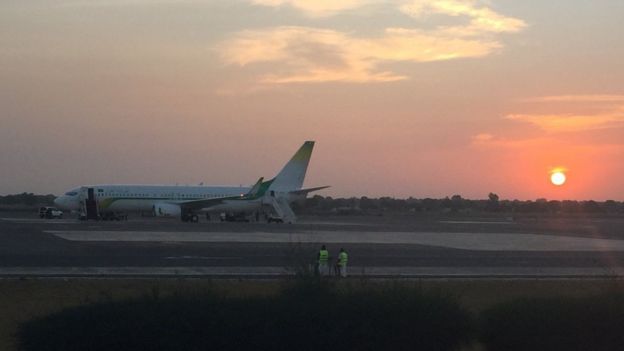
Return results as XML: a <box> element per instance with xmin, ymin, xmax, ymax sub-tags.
<box><xmin>54</xmin><ymin>141</ymin><xmax>328</xmax><ymax>223</ymax></box>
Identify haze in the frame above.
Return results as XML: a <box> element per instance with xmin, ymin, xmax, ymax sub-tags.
<box><xmin>1</xmin><ymin>0</ymin><xmax>623</xmax><ymax>200</ymax></box>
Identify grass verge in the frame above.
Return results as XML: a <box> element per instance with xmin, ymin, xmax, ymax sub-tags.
<box><xmin>3</xmin><ymin>278</ymin><xmax>624</xmax><ymax>350</ymax></box>
<box><xmin>15</xmin><ymin>278</ymin><xmax>473</xmax><ymax>351</ymax></box>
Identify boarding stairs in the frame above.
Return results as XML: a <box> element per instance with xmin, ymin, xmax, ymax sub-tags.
<box><xmin>78</xmin><ymin>186</ymin><xmax>99</xmax><ymax>220</ymax></box>
<box><xmin>268</xmin><ymin>196</ymin><xmax>297</xmax><ymax>224</ymax></box>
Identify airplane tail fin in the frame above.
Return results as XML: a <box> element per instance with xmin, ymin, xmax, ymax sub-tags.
<box><xmin>245</xmin><ymin>177</ymin><xmax>264</xmax><ymax>197</ymax></box>
<box><xmin>245</xmin><ymin>177</ymin><xmax>274</xmax><ymax>198</ymax></box>
<box><xmin>269</xmin><ymin>141</ymin><xmax>315</xmax><ymax>191</ymax></box>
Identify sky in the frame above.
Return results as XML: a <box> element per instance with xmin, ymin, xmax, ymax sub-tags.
<box><xmin>1</xmin><ymin>0</ymin><xmax>623</xmax><ymax>200</ymax></box>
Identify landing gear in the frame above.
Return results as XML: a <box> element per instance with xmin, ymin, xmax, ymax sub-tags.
<box><xmin>100</xmin><ymin>211</ymin><xmax>128</xmax><ymax>221</ymax></box>
<box><xmin>181</xmin><ymin>211</ymin><xmax>199</xmax><ymax>223</ymax></box>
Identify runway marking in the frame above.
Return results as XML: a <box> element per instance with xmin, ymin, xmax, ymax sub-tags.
<box><xmin>164</xmin><ymin>256</ymin><xmax>243</xmax><ymax>260</ymax></box>
<box><xmin>46</xmin><ymin>230</ymin><xmax>624</xmax><ymax>252</ymax></box>
<box><xmin>299</xmin><ymin>221</ymin><xmax>382</xmax><ymax>226</ymax></box>
<box><xmin>1</xmin><ymin>266</ymin><xmax>624</xmax><ymax>278</ymax></box>
<box><xmin>439</xmin><ymin>220</ymin><xmax>514</xmax><ymax>225</ymax></box>
<box><xmin>2</xmin><ymin>218</ymin><xmax>80</xmax><ymax>224</ymax></box>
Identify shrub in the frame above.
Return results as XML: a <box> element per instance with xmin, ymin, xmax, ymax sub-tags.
<box><xmin>480</xmin><ymin>294</ymin><xmax>624</xmax><ymax>351</ymax></box>
<box><xmin>17</xmin><ymin>281</ymin><xmax>474</xmax><ymax>351</ymax></box>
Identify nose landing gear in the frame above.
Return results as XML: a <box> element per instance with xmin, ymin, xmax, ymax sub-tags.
<box><xmin>181</xmin><ymin>210</ymin><xmax>199</xmax><ymax>223</ymax></box>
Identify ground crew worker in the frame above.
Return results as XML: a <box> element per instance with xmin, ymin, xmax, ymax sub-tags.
<box><xmin>337</xmin><ymin>248</ymin><xmax>348</xmax><ymax>278</ymax></box>
<box><xmin>318</xmin><ymin>245</ymin><xmax>329</xmax><ymax>276</ymax></box>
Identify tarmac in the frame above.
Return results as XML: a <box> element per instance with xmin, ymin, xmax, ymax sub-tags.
<box><xmin>48</xmin><ymin>230</ymin><xmax>624</xmax><ymax>251</ymax></box>
<box><xmin>2</xmin><ymin>212</ymin><xmax>624</xmax><ymax>278</ymax></box>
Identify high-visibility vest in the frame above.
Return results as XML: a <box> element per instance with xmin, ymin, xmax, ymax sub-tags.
<box><xmin>318</xmin><ymin>249</ymin><xmax>329</xmax><ymax>263</ymax></box>
<box><xmin>338</xmin><ymin>251</ymin><xmax>348</xmax><ymax>266</ymax></box>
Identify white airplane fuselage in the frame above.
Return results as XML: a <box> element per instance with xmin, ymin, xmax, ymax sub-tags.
<box><xmin>55</xmin><ymin>184</ymin><xmax>267</xmax><ymax>213</ymax></box>
<box><xmin>53</xmin><ymin>141</ymin><xmax>323</xmax><ymax>222</ymax></box>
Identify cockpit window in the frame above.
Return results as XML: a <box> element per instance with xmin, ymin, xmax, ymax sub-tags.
<box><xmin>65</xmin><ymin>191</ymin><xmax>78</xmax><ymax>196</ymax></box>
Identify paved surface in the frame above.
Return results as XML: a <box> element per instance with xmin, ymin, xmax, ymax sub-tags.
<box><xmin>48</xmin><ymin>230</ymin><xmax>624</xmax><ymax>251</ymax></box>
<box><xmin>2</xmin><ymin>212</ymin><xmax>624</xmax><ymax>278</ymax></box>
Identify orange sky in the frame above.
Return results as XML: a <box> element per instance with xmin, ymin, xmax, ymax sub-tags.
<box><xmin>1</xmin><ymin>0</ymin><xmax>623</xmax><ymax>200</ymax></box>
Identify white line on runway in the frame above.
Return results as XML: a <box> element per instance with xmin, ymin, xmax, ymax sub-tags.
<box><xmin>164</xmin><ymin>256</ymin><xmax>243</xmax><ymax>260</ymax></box>
<box><xmin>299</xmin><ymin>221</ymin><xmax>382</xmax><ymax>226</ymax></box>
<box><xmin>45</xmin><ymin>230</ymin><xmax>624</xmax><ymax>251</ymax></box>
<box><xmin>2</xmin><ymin>218</ymin><xmax>80</xmax><ymax>224</ymax></box>
<box><xmin>439</xmin><ymin>220</ymin><xmax>514</xmax><ymax>225</ymax></box>
<box><xmin>2</xmin><ymin>266</ymin><xmax>624</xmax><ymax>278</ymax></box>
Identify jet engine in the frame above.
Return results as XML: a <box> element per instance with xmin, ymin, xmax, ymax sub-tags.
<box><xmin>153</xmin><ymin>203</ymin><xmax>181</xmax><ymax>217</ymax></box>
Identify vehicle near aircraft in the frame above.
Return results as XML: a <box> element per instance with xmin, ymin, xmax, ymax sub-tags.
<box><xmin>220</xmin><ymin>212</ymin><xmax>250</xmax><ymax>223</ymax></box>
<box><xmin>39</xmin><ymin>206</ymin><xmax>63</xmax><ymax>219</ymax></box>
<box><xmin>54</xmin><ymin>141</ymin><xmax>328</xmax><ymax>223</ymax></box>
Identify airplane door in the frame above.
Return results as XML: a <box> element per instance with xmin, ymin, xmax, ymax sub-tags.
<box><xmin>85</xmin><ymin>187</ymin><xmax>99</xmax><ymax>220</ymax></box>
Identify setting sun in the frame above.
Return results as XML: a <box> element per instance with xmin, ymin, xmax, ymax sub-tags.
<box><xmin>550</xmin><ymin>171</ymin><xmax>567</xmax><ymax>186</ymax></box>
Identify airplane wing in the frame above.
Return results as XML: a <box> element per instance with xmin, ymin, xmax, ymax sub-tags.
<box><xmin>178</xmin><ymin>177</ymin><xmax>271</xmax><ymax>211</ymax></box>
<box><xmin>178</xmin><ymin>195</ymin><xmax>239</xmax><ymax>211</ymax></box>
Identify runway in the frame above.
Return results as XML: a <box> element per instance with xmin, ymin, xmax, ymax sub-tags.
<box><xmin>2</xmin><ymin>266</ymin><xmax>624</xmax><ymax>278</ymax></box>
<box><xmin>3</xmin><ymin>213</ymin><xmax>624</xmax><ymax>278</ymax></box>
<box><xmin>48</xmin><ymin>230</ymin><xmax>624</xmax><ymax>251</ymax></box>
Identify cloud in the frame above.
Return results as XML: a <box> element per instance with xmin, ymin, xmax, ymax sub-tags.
<box><xmin>506</xmin><ymin>95</ymin><xmax>624</xmax><ymax>133</ymax></box>
<box><xmin>470</xmin><ymin>133</ymin><xmax>557</xmax><ymax>149</ymax></box>
<box><xmin>472</xmin><ymin>133</ymin><xmax>495</xmax><ymax>143</ymax></box>
<box><xmin>471</xmin><ymin>94</ymin><xmax>624</xmax><ymax>156</ymax></box>
<box><xmin>219</xmin><ymin>25</ymin><xmax>504</xmax><ymax>83</ymax></box>
<box><xmin>219</xmin><ymin>27</ymin><xmax>401</xmax><ymax>83</ymax></box>
<box><xmin>222</xmin><ymin>1</ymin><xmax>526</xmax><ymax>84</ymax></box>
<box><xmin>522</xmin><ymin>95</ymin><xmax>624</xmax><ymax>103</ymax></box>
<box><xmin>250</xmin><ymin>0</ymin><xmax>368</xmax><ymax>17</ymax></box>
<box><xmin>506</xmin><ymin>112</ymin><xmax>624</xmax><ymax>133</ymax></box>
<box><xmin>471</xmin><ymin>133</ymin><xmax>552</xmax><ymax>148</ymax></box>
<box><xmin>53</xmin><ymin>0</ymin><xmax>203</xmax><ymax>8</ymax></box>
<box><xmin>400</xmin><ymin>0</ymin><xmax>526</xmax><ymax>33</ymax></box>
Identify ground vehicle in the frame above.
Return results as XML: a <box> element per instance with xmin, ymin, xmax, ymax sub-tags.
<box><xmin>100</xmin><ymin>211</ymin><xmax>128</xmax><ymax>221</ymax></box>
<box><xmin>220</xmin><ymin>213</ymin><xmax>250</xmax><ymax>222</ymax></box>
<box><xmin>39</xmin><ymin>207</ymin><xmax>63</xmax><ymax>219</ymax></box>
<box><xmin>267</xmin><ymin>216</ymin><xmax>284</xmax><ymax>223</ymax></box>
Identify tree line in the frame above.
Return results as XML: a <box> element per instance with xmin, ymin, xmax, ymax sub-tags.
<box><xmin>298</xmin><ymin>194</ymin><xmax>624</xmax><ymax>215</ymax></box>
<box><xmin>1</xmin><ymin>192</ymin><xmax>622</xmax><ymax>215</ymax></box>
<box><xmin>0</xmin><ymin>193</ymin><xmax>56</xmax><ymax>207</ymax></box>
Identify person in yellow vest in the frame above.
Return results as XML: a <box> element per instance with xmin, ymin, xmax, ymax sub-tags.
<box><xmin>337</xmin><ymin>248</ymin><xmax>348</xmax><ymax>278</ymax></box>
<box><xmin>317</xmin><ymin>245</ymin><xmax>329</xmax><ymax>276</ymax></box>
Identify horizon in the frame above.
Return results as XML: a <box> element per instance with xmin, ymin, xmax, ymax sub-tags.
<box><xmin>1</xmin><ymin>1</ymin><xmax>623</xmax><ymax>201</ymax></box>
<box><xmin>1</xmin><ymin>191</ymin><xmax>621</xmax><ymax>204</ymax></box>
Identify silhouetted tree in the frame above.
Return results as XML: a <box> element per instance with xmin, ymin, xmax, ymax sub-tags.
<box><xmin>487</xmin><ymin>193</ymin><xmax>500</xmax><ymax>211</ymax></box>
<box><xmin>450</xmin><ymin>195</ymin><xmax>464</xmax><ymax>212</ymax></box>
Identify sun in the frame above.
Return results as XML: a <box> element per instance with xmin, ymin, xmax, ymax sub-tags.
<box><xmin>550</xmin><ymin>170</ymin><xmax>567</xmax><ymax>186</ymax></box>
